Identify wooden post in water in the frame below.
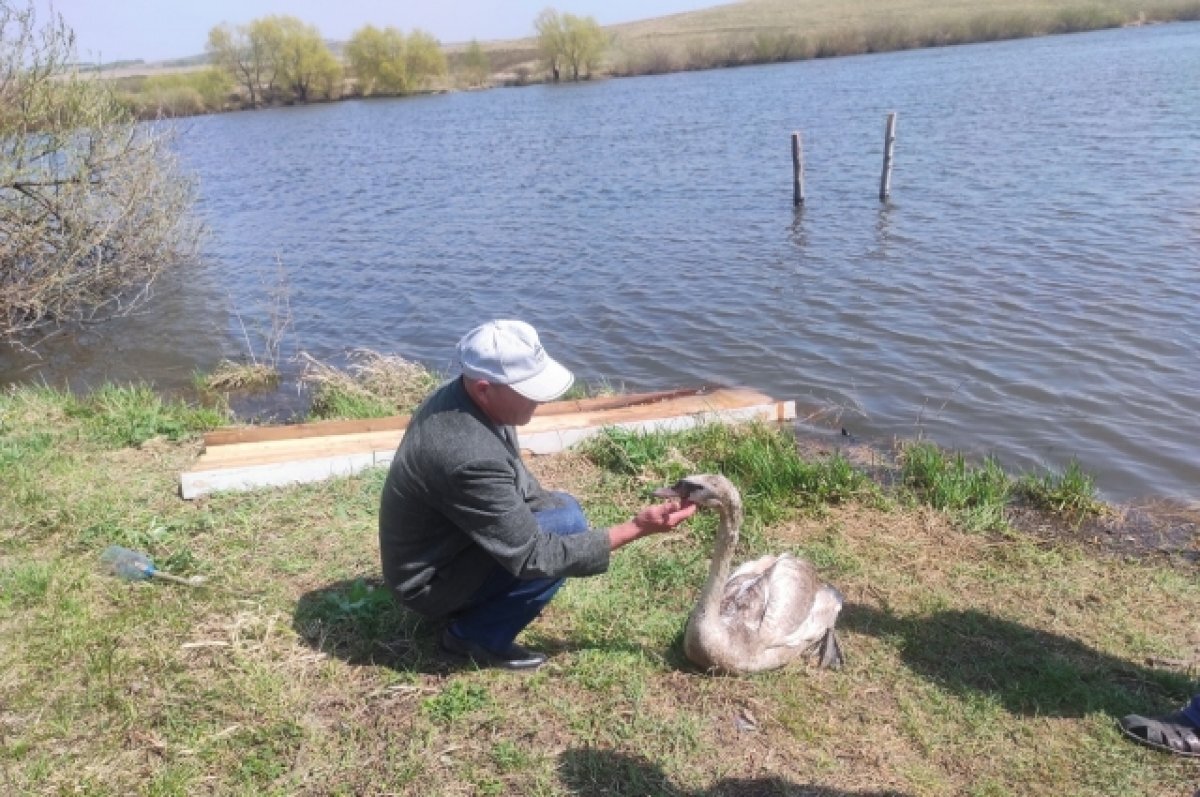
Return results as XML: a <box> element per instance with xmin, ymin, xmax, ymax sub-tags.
<box><xmin>879</xmin><ymin>111</ymin><xmax>897</xmax><ymax>202</ymax></box>
<box><xmin>791</xmin><ymin>132</ymin><xmax>805</xmax><ymax>206</ymax></box>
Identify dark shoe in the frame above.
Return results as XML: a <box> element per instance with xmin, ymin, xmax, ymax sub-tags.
<box><xmin>439</xmin><ymin>628</ymin><xmax>547</xmax><ymax>671</ymax></box>
<box><xmin>1118</xmin><ymin>710</ymin><xmax>1200</xmax><ymax>757</ymax></box>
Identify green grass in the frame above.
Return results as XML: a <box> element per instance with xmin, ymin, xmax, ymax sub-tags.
<box><xmin>63</xmin><ymin>383</ymin><xmax>227</xmax><ymax>447</ymax></box>
<box><xmin>1015</xmin><ymin>459</ymin><xmax>1105</xmax><ymax>517</ymax></box>
<box><xmin>579</xmin><ymin>421</ymin><xmax>874</xmax><ymax>522</ymax></box>
<box><xmin>1</xmin><ymin>383</ymin><xmax>1197</xmax><ymax>795</ymax></box>
<box><xmin>900</xmin><ymin>440</ymin><xmax>1013</xmax><ymax>531</ymax></box>
<box><xmin>307</xmin><ymin>389</ymin><xmax>399</xmax><ymax>420</ymax></box>
<box><xmin>897</xmin><ymin>440</ymin><xmax>1105</xmax><ymax>532</ymax></box>
<box><xmin>301</xmin><ymin>350</ymin><xmax>440</xmax><ymax>421</ymax></box>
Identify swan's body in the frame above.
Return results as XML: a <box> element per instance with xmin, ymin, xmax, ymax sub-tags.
<box><xmin>656</xmin><ymin>474</ymin><xmax>844</xmax><ymax>675</ymax></box>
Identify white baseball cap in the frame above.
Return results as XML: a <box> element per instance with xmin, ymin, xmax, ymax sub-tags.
<box><xmin>456</xmin><ymin>319</ymin><xmax>574</xmax><ymax>402</ymax></box>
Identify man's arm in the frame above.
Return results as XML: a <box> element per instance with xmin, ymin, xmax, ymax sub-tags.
<box><xmin>444</xmin><ymin>458</ymin><xmax>612</xmax><ymax>578</ymax></box>
<box><xmin>608</xmin><ymin>501</ymin><xmax>697</xmax><ymax>551</ymax></box>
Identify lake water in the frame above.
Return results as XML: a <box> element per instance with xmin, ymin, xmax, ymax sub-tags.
<box><xmin>4</xmin><ymin>23</ymin><xmax>1198</xmax><ymax>504</ymax></box>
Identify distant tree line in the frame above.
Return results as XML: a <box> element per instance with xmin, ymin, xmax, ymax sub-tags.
<box><xmin>205</xmin><ymin>16</ymin><xmax>450</xmax><ymax>107</ymax></box>
<box><xmin>127</xmin><ymin>6</ymin><xmax>608</xmax><ymax>115</ymax></box>
<box><xmin>69</xmin><ymin>2</ymin><xmax>1200</xmax><ymax>118</ymax></box>
<box><xmin>202</xmin><ymin>7</ymin><xmax>608</xmax><ymax>109</ymax></box>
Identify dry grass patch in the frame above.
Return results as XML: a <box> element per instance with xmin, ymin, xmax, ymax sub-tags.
<box><xmin>201</xmin><ymin>359</ymin><xmax>279</xmax><ymax>391</ymax></box>
<box><xmin>299</xmin><ymin>349</ymin><xmax>440</xmax><ymax>420</ymax></box>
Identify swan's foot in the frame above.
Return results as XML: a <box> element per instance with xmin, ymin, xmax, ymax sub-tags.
<box><xmin>818</xmin><ymin>628</ymin><xmax>844</xmax><ymax>670</ymax></box>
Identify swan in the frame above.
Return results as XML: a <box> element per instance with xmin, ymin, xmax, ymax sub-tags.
<box><xmin>655</xmin><ymin>473</ymin><xmax>845</xmax><ymax>675</ymax></box>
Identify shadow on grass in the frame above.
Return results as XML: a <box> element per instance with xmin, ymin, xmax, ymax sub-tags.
<box><xmin>293</xmin><ymin>577</ymin><xmax>460</xmax><ymax>673</ymax></box>
<box><xmin>533</xmin><ymin>624</ymin><xmax>696</xmax><ymax>671</ymax></box>
<box><xmin>560</xmin><ymin>749</ymin><xmax>912</xmax><ymax>796</ymax></box>
<box><xmin>294</xmin><ymin>577</ymin><xmax>695</xmax><ymax>673</ymax></box>
<box><xmin>841</xmin><ymin>604</ymin><xmax>1197</xmax><ymax>718</ymax></box>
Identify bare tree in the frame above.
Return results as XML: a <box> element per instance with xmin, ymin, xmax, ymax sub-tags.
<box><xmin>0</xmin><ymin>1</ymin><xmax>200</xmax><ymax>344</ymax></box>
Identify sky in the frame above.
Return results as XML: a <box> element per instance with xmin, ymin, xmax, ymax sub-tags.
<box><xmin>37</xmin><ymin>1</ymin><xmax>720</xmax><ymax>63</ymax></box>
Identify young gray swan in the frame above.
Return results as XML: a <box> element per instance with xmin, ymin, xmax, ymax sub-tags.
<box><xmin>655</xmin><ymin>473</ymin><xmax>845</xmax><ymax>675</ymax></box>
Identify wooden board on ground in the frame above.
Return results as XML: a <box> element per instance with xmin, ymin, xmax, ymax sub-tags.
<box><xmin>180</xmin><ymin>387</ymin><xmax>796</xmax><ymax>500</ymax></box>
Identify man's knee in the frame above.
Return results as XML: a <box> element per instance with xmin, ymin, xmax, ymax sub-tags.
<box><xmin>534</xmin><ymin>491</ymin><xmax>589</xmax><ymax>536</ymax></box>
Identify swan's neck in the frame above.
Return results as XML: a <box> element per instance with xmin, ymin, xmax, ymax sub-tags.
<box><xmin>696</xmin><ymin>499</ymin><xmax>743</xmax><ymax>619</ymax></box>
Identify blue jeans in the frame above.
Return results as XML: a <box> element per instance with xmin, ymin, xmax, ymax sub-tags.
<box><xmin>1184</xmin><ymin>695</ymin><xmax>1200</xmax><ymax>726</ymax></box>
<box><xmin>447</xmin><ymin>491</ymin><xmax>589</xmax><ymax>651</ymax></box>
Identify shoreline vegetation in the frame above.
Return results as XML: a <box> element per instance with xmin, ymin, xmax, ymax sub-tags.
<box><xmin>1</xmin><ymin>375</ymin><xmax>1198</xmax><ymax>794</ymax></box>
<box><xmin>102</xmin><ymin>0</ymin><xmax>1200</xmax><ymax>119</ymax></box>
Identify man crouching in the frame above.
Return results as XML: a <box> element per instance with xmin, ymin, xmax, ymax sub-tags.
<box><xmin>379</xmin><ymin>319</ymin><xmax>695</xmax><ymax>670</ymax></box>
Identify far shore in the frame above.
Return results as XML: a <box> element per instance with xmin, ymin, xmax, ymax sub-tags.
<box><xmin>106</xmin><ymin>1</ymin><xmax>1200</xmax><ymax>120</ymax></box>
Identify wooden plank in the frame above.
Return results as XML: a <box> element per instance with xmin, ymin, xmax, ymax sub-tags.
<box><xmin>201</xmin><ymin>387</ymin><xmax>700</xmax><ymax>447</ymax></box>
<box><xmin>203</xmin><ymin>415</ymin><xmax>408</xmax><ymax>447</ymax></box>
<box><xmin>519</xmin><ymin>401</ymin><xmax>796</xmax><ymax>455</ymax></box>
<box><xmin>196</xmin><ymin>389</ymin><xmax>769</xmax><ymax>470</ymax></box>
<box><xmin>181</xmin><ymin>388</ymin><xmax>795</xmax><ymax>499</ymax></box>
<box><xmin>520</xmin><ymin>388</ymin><xmax>775</xmax><ymax>434</ymax></box>
<box><xmin>529</xmin><ymin>387</ymin><xmax>700</xmax><ymax>417</ymax></box>
<box><xmin>195</xmin><ymin>430</ymin><xmax>404</xmax><ymax>470</ymax></box>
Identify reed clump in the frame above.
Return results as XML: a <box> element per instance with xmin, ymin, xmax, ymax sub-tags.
<box><xmin>200</xmin><ymin>360</ymin><xmax>280</xmax><ymax>392</ymax></box>
<box><xmin>1015</xmin><ymin>459</ymin><xmax>1108</xmax><ymax>517</ymax></box>
<box><xmin>299</xmin><ymin>349</ymin><xmax>440</xmax><ymax>420</ymax></box>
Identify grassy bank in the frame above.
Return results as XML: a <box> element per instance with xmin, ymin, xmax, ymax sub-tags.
<box><xmin>1</xmin><ymin>383</ymin><xmax>1197</xmax><ymax>795</ymax></box>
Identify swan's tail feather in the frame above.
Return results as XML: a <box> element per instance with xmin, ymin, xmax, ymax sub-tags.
<box><xmin>818</xmin><ymin>628</ymin><xmax>844</xmax><ymax>670</ymax></box>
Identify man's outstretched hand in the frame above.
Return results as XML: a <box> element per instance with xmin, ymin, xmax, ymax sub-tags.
<box><xmin>608</xmin><ymin>499</ymin><xmax>697</xmax><ymax>550</ymax></box>
<box><xmin>634</xmin><ymin>500</ymin><xmax>697</xmax><ymax>534</ymax></box>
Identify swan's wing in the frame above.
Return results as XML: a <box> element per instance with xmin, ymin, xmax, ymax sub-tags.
<box><xmin>721</xmin><ymin>554</ymin><xmax>820</xmax><ymax>644</ymax></box>
<box><xmin>777</xmin><ymin>584</ymin><xmax>844</xmax><ymax>651</ymax></box>
<box><xmin>756</xmin><ymin>555</ymin><xmax>821</xmax><ymax>645</ymax></box>
<box><xmin>720</xmin><ymin>555</ymin><xmax>779</xmax><ymax>630</ymax></box>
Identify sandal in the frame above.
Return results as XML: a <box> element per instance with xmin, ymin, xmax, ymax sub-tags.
<box><xmin>1118</xmin><ymin>711</ymin><xmax>1200</xmax><ymax>757</ymax></box>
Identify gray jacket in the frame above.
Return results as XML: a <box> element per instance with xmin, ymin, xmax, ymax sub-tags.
<box><xmin>378</xmin><ymin>377</ymin><xmax>611</xmax><ymax>617</ymax></box>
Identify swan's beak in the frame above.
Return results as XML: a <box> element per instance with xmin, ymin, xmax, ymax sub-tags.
<box><xmin>653</xmin><ymin>477</ymin><xmax>710</xmax><ymax>508</ymax></box>
<box><xmin>653</xmin><ymin>481</ymin><xmax>697</xmax><ymax>508</ymax></box>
